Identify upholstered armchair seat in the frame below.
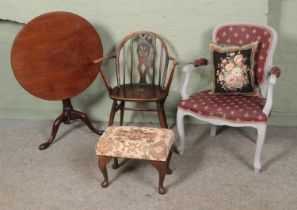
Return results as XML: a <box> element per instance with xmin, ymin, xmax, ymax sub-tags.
<box><xmin>178</xmin><ymin>90</ymin><xmax>267</xmax><ymax>123</ymax></box>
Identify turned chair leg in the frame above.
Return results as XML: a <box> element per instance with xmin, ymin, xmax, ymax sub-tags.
<box><xmin>210</xmin><ymin>124</ymin><xmax>217</xmax><ymax>137</ymax></box>
<box><xmin>176</xmin><ymin>109</ymin><xmax>186</xmax><ymax>154</ymax></box>
<box><xmin>254</xmin><ymin>124</ymin><xmax>267</xmax><ymax>173</ymax></box>
<box><xmin>112</xmin><ymin>158</ymin><xmax>119</xmax><ymax>169</ymax></box>
<box><xmin>98</xmin><ymin>156</ymin><xmax>112</xmax><ymax>188</ymax></box>
<box><xmin>120</xmin><ymin>101</ymin><xmax>125</xmax><ymax>126</ymax></box>
<box><xmin>108</xmin><ymin>101</ymin><xmax>117</xmax><ymax>126</ymax></box>
<box><xmin>150</xmin><ymin>160</ymin><xmax>168</xmax><ymax>194</ymax></box>
<box><xmin>156</xmin><ymin>102</ymin><xmax>168</xmax><ymax>128</ymax></box>
<box><xmin>113</xmin><ymin>101</ymin><xmax>124</xmax><ymax>169</ymax></box>
<box><xmin>108</xmin><ymin>101</ymin><xmax>119</xmax><ymax>169</ymax></box>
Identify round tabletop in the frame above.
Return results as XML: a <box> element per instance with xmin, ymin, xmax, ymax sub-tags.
<box><xmin>11</xmin><ymin>11</ymin><xmax>103</xmax><ymax>100</ymax></box>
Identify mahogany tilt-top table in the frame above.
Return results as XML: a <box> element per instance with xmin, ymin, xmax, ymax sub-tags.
<box><xmin>11</xmin><ymin>11</ymin><xmax>103</xmax><ymax>150</ymax></box>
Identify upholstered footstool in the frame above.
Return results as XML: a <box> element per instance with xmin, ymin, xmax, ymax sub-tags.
<box><xmin>96</xmin><ymin>126</ymin><xmax>174</xmax><ymax>194</ymax></box>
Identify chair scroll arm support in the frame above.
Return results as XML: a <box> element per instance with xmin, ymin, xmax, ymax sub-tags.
<box><xmin>164</xmin><ymin>56</ymin><xmax>179</xmax><ymax>93</ymax></box>
<box><xmin>262</xmin><ymin>66</ymin><xmax>281</xmax><ymax>116</ymax></box>
<box><xmin>270</xmin><ymin>66</ymin><xmax>281</xmax><ymax>78</ymax></box>
<box><xmin>93</xmin><ymin>55</ymin><xmax>116</xmax><ymax>94</ymax></box>
<box><xmin>191</xmin><ymin>58</ymin><xmax>208</xmax><ymax>68</ymax></box>
<box><xmin>181</xmin><ymin>58</ymin><xmax>208</xmax><ymax>100</ymax></box>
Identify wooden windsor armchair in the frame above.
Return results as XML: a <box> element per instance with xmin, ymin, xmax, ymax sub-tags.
<box><xmin>94</xmin><ymin>31</ymin><xmax>178</xmax><ymax>128</ymax></box>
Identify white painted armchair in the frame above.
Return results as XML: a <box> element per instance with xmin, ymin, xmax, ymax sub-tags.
<box><xmin>176</xmin><ymin>23</ymin><xmax>281</xmax><ymax>173</ymax></box>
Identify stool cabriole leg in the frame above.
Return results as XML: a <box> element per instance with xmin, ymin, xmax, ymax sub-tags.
<box><xmin>98</xmin><ymin>156</ymin><xmax>112</xmax><ymax>188</ymax></box>
<box><xmin>150</xmin><ymin>160</ymin><xmax>167</xmax><ymax>194</ymax></box>
<box><xmin>166</xmin><ymin>150</ymin><xmax>173</xmax><ymax>174</ymax></box>
<box><xmin>112</xmin><ymin>158</ymin><xmax>119</xmax><ymax>169</ymax></box>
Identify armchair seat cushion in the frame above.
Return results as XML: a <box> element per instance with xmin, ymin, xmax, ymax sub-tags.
<box><xmin>110</xmin><ymin>84</ymin><xmax>166</xmax><ymax>102</ymax></box>
<box><xmin>178</xmin><ymin>90</ymin><xmax>267</xmax><ymax>123</ymax></box>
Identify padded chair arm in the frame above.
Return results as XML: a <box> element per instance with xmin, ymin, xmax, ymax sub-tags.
<box><xmin>93</xmin><ymin>55</ymin><xmax>116</xmax><ymax>93</ymax></box>
<box><xmin>181</xmin><ymin>58</ymin><xmax>209</xmax><ymax>100</ymax></box>
<box><xmin>191</xmin><ymin>58</ymin><xmax>208</xmax><ymax>68</ymax></box>
<box><xmin>262</xmin><ymin>66</ymin><xmax>281</xmax><ymax>116</ymax></box>
<box><xmin>270</xmin><ymin>66</ymin><xmax>281</xmax><ymax>78</ymax></box>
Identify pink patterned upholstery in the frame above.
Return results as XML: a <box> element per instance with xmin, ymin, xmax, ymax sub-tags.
<box><xmin>176</xmin><ymin>23</ymin><xmax>280</xmax><ymax>172</ymax></box>
<box><xmin>191</xmin><ymin>58</ymin><xmax>208</xmax><ymax>67</ymax></box>
<box><xmin>178</xmin><ymin>90</ymin><xmax>267</xmax><ymax>123</ymax></box>
<box><xmin>215</xmin><ymin>24</ymin><xmax>274</xmax><ymax>84</ymax></box>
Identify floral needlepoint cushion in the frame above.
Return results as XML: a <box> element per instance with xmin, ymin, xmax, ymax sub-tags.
<box><xmin>209</xmin><ymin>41</ymin><xmax>259</xmax><ymax>95</ymax></box>
<box><xmin>96</xmin><ymin>126</ymin><xmax>174</xmax><ymax>161</ymax></box>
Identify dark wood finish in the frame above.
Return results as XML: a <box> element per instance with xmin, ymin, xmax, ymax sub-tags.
<box><xmin>156</xmin><ymin>101</ymin><xmax>168</xmax><ymax>128</ymax></box>
<box><xmin>11</xmin><ymin>11</ymin><xmax>103</xmax><ymax>100</ymax></box>
<box><xmin>98</xmin><ymin>156</ymin><xmax>112</xmax><ymax>188</ymax></box>
<box><xmin>112</xmin><ymin>158</ymin><xmax>119</xmax><ymax>169</ymax></box>
<box><xmin>110</xmin><ymin>84</ymin><xmax>166</xmax><ymax>102</ymax></box>
<box><xmin>98</xmin><ymin>149</ymin><xmax>173</xmax><ymax>194</ymax></box>
<box><xmin>10</xmin><ymin>12</ymin><xmax>104</xmax><ymax>149</ymax></box>
<box><xmin>39</xmin><ymin>99</ymin><xmax>103</xmax><ymax>150</ymax></box>
<box><xmin>149</xmin><ymin>160</ymin><xmax>167</xmax><ymax>194</ymax></box>
<box><xmin>108</xmin><ymin>101</ymin><xmax>118</xmax><ymax>126</ymax></box>
<box><xmin>108</xmin><ymin>101</ymin><xmax>125</xmax><ymax>169</ymax></box>
<box><xmin>166</xmin><ymin>151</ymin><xmax>173</xmax><ymax>175</ymax></box>
<box><xmin>95</xmin><ymin>31</ymin><xmax>178</xmax><ymax>128</ymax></box>
<box><xmin>149</xmin><ymin>149</ymin><xmax>173</xmax><ymax>194</ymax></box>
<box><xmin>119</xmin><ymin>101</ymin><xmax>125</xmax><ymax>126</ymax></box>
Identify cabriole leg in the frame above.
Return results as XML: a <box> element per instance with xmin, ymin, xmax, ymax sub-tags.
<box><xmin>210</xmin><ymin>124</ymin><xmax>217</xmax><ymax>137</ymax></box>
<box><xmin>150</xmin><ymin>160</ymin><xmax>167</xmax><ymax>194</ymax></box>
<box><xmin>166</xmin><ymin>150</ymin><xmax>173</xmax><ymax>174</ymax></box>
<box><xmin>176</xmin><ymin>109</ymin><xmax>186</xmax><ymax>154</ymax></box>
<box><xmin>112</xmin><ymin>158</ymin><xmax>119</xmax><ymax>169</ymax></box>
<box><xmin>98</xmin><ymin>156</ymin><xmax>112</xmax><ymax>188</ymax></box>
<box><xmin>254</xmin><ymin>124</ymin><xmax>267</xmax><ymax>173</ymax></box>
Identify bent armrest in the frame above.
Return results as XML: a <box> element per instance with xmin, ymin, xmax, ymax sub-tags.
<box><xmin>169</xmin><ymin>56</ymin><xmax>179</xmax><ymax>66</ymax></box>
<box><xmin>181</xmin><ymin>58</ymin><xmax>209</xmax><ymax>100</ymax></box>
<box><xmin>164</xmin><ymin>56</ymin><xmax>179</xmax><ymax>92</ymax></box>
<box><xmin>262</xmin><ymin>66</ymin><xmax>281</xmax><ymax>116</ymax></box>
<box><xmin>93</xmin><ymin>55</ymin><xmax>116</xmax><ymax>93</ymax></box>
<box><xmin>93</xmin><ymin>55</ymin><xmax>116</xmax><ymax>64</ymax></box>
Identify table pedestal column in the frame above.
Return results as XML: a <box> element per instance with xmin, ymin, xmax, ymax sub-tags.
<box><xmin>39</xmin><ymin>99</ymin><xmax>103</xmax><ymax>150</ymax></box>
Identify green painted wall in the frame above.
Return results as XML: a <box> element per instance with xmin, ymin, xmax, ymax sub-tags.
<box><xmin>0</xmin><ymin>0</ymin><xmax>295</xmax><ymax>126</ymax></box>
<box><xmin>268</xmin><ymin>0</ymin><xmax>297</xmax><ymax>126</ymax></box>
